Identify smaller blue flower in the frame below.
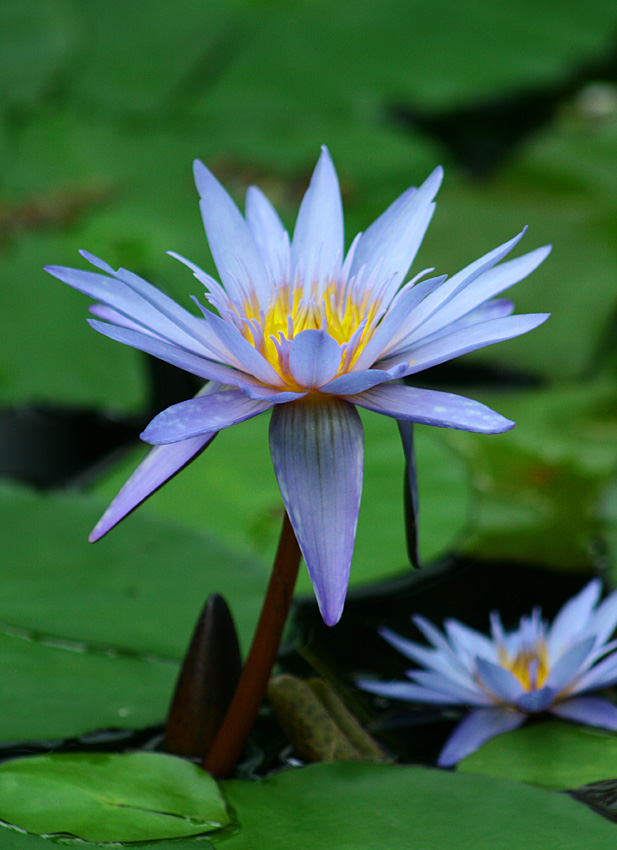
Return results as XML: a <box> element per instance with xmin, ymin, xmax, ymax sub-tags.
<box><xmin>359</xmin><ymin>580</ymin><xmax>617</xmax><ymax>766</ymax></box>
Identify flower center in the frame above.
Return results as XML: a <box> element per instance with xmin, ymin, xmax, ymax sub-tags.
<box><xmin>499</xmin><ymin>644</ymin><xmax>549</xmax><ymax>691</ymax></box>
<box><xmin>239</xmin><ymin>280</ymin><xmax>380</xmax><ymax>383</ymax></box>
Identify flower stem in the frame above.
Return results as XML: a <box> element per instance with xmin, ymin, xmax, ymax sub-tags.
<box><xmin>203</xmin><ymin>511</ymin><xmax>302</xmax><ymax>777</ymax></box>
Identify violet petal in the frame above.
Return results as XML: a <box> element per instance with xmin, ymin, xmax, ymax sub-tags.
<box><xmin>550</xmin><ymin>696</ymin><xmax>617</xmax><ymax>731</ymax></box>
<box><xmin>348</xmin><ymin>383</ymin><xmax>514</xmax><ymax>434</ymax></box>
<box><xmin>269</xmin><ymin>397</ymin><xmax>363</xmax><ymax>626</ymax></box>
<box><xmin>142</xmin><ymin>390</ymin><xmax>273</xmax><ymax>444</ymax></box>
<box><xmin>437</xmin><ymin>708</ymin><xmax>525</xmax><ymax>767</ymax></box>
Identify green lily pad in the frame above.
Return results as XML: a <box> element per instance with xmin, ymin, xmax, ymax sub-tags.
<box><xmin>0</xmin><ymin>752</ymin><xmax>229</xmax><ymax>843</ymax></box>
<box><xmin>0</xmin><ymin>481</ymin><xmax>270</xmax><ymax>741</ymax></box>
<box><xmin>218</xmin><ymin>761</ymin><xmax>617</xmax><ymax>849</ymax></box>
<box><xmin>447</xmin><ymin>379</ymin><xmax>617</xmax><ymax>570</ymax></box>
<box><xmin>0</xmin><ymin>631</ymin><xmax>175</xmax><ymax>742</ymax></box>
<box><xmin>0</xmin><ymin>481</ymin><xmax>267</xmax><ymax>658</ymax></box>
<box><xmin>458</xmin><ymin>720</ymin><xmax>617</xmax><ymax>791</ymax></box>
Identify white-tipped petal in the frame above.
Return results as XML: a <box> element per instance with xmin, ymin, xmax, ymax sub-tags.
<box><xmin>350</xmin><ymin>167</ymin><xmax>442</xmax><ymax>298</ymax></box>
<box><xmin>291</xmin><ymin>147</ymin><xmax>344</xmax><ymax>287</ymax></box>
<box><xmin>194</xmin><ymin>160</ymin><xmax>271</xmax><ymax>307</ymax></box>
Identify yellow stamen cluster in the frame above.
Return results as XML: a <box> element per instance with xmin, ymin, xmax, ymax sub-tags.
<box><xmin>240</xmin><ymin>281</ymin><xmax>381</xmax><ymax>382</ymax></box>
<box><xmin>498</xmin><ymin>644</ymin><xmax>550</xmax><ymax>691</ymax></box>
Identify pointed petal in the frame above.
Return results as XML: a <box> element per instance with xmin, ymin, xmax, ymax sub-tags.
<box><xmin>349</xmin><ymin>167</ymin><xmax>443</xmax><ymax>297</ymax></box>
<box><xmin>547</xmin><ymin>580</ymin><xmax>602</xmax><ymax>658</ymax></box>
<box><xmin>90</xmin><ymin>381</ymin><xmax>225</xmax><ymax>541</ymax></box>
<box><xmin>291</xmin><ymin>147</ymin><xmax>343</xmax><ymax>286</ymax></box>
<box><xmin>437</xmin><ymin>708</ymin><xmax>525</xmax><ymax>767</ymax></box>
<box><xmin>399</xmin><ymin>230</ymin><xmax>528</xmax><ymax>342</ymax></box>
<box><xmin>142</xmin><ymin>389</ymin><xmax>273</xmax><ymax>444</ymax></box>
<box><xmin>88</xmin><ymin>304</ymin><xmax>163</xmax><ymax>336</ymax></box>
<box><xmin>475</xmin><ymin>658</ymin><xmax>524</xmax><ymax>702</ymax></box>
<box><xmin>269</xmin><ymin>397</ymin><xmax>363</xmax><ymax>626</ymax></box>
<box><xmin>379</xmin><ymin>627</ymin><xmax>445</xmax><ymax>670</ymax></box>
<box><xmin>569</xmin><ymin>652</ymin><xmax>617</xmax><ymax>694</ymax></box>
<box><xmin>357</xmin><ymin>679</ymin><xmax>465</xmax><ymax>704</ymax></box>
<box><xmin>91</xmin><ymin>434</ymin><xmax>216</xmax><ymax>541</ymax></box>
<box><xmin>423</xmin><ymin>245</ymin><xmax>551</xmax><ymax>340</ymax></box>
<box><xmin>193</xmin><ymin>160</ymin><xmax>271</xmax><ymax>307</ymax></box>
<box><xmin>411</xmin><ymin>299</ymin><xmax>515</xmax><ymax>347</ymax></box>
<box><xmin>87</xmin><ymin>318</ymin><xmax>264</xmax><ymax>391</ymax></box>
<box><xmin>444</xmin><ymin>619</ymin><xmax>498</xmax><ymax>662</ymax></box>
<box><xmin>204</xmin><ymin>311</ymin><xmax>286</xmax><ymax>387</ymax></box>
<box><xmin>245</xmin><ymin>185</ymin><xmax>289</xmax><ymax>280</ymax></box>
<box><xmin>411</xmin><ymin>244</ymin><xmax>551</xmax><ymax>341</ymax></box>
<box><xmin>352</xmin><ymin>275</ymin><xmax>448</xmax><ymax>371</ymax></box>
<box><xmin>288</xmin><ymin>329</ymin><xmax>342</xmax><ymax>388</ymax></box>
<box><xmin>348</xmin><ymin>383</ymin><xmax>514</xmax><ymax>434</ymax></box>
<box><xmin>408</xmin><ymin>670</ymin><xmax>491</xmax><ymax>705</ymax></box>
<box><xmin>545</xmin><ymin>636</ymin><xmax>597</xmax><ymax>694</ymax></box>
<box><xmin>550</xmin><ymin>696</ymin><xmax>617</xmax><ymax>731</ymax></box>
<box><xmin>46</xmin><ymin>262</ymin><xmax>210</xmax><ymax>353</ymax></box>
<box><xmin>413</xmin><ymin>614</ymin><xmax>456</xmax><ymax>654</ymax></box>
<box><xmin>589</xmin><ymin>589</ymin><xmax>617</xmax><ymax>645</ymax></box>
<box><xmin>320</xmin><ymin>365</ymin><xmax>406</xmax><ymax>396</ymax></box>
<box><xmin>395</xmin><ymin>313</ymin><xmax>550</xmax><ymax>375</ymax></box>
<box><xmin>379</xmin><ymin>628</ymin><xmax>477</xmax><ymax>690</ymax></box>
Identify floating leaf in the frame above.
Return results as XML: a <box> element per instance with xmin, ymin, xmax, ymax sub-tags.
<box><xmin>219</xmin><ymin>761</ymin><xmax>617</xmax><ymax>849</ymax></box>
<box><xmin>458</xmin><ymin>720</ymin><xmax>617</xmax><ymax>791</ymax></box>
<box><xmin>450</xmin><ymin>379</ymin><xmax>617</xmax><ymax>570</ymax></box>
<box><xmin>0</xmin><ymin>752</ymin><xmax>229</xmax><ymax>843</ymax></box>
<box><xmin>0</xmin><ymin>482</ymin><xmax>268</xmax><ymax>740</ymax></box>
<box><xmin>0</xmin><ymin>631</ymin><xmax>175</xmax><ymax>743</ymax></box>
<box><xmin>0</xmin><ymin>482</ymin><xmax>267</xmax><ymax>656</ymax></box>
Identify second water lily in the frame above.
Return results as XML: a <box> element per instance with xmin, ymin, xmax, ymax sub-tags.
<box><xmin>359</xmin><ymin>580</ymin><xmax>617</xmax><ymax>766</ymax></box>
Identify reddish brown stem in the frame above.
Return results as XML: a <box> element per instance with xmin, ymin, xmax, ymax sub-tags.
<box><xmin>203</xmin><ymin>511</ymin><xmax>302</xmax><ymax>777</ymax></box>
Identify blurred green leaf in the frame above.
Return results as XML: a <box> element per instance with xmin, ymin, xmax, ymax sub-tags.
<box><xmin>0</xmin><ymin>752</ymin><xmax>228</xmax><ymax>843</ymax></box>
<box><xmin>0</xmin><ymin>0</ymin><xmax>76</xmax><ymax>109</ymax></box>
<box><xmin>192</xmin><ymin>0</ymin><xmax>617</xmax><ymax>119</ymax></box>
<box><xmin>448</xmin><ymin>379</ymin><xmax>617</xmax><ymax>569</ymax></box>
<box><xmin>459</xmin><ymin>721</ymin><xmax>617</xmax><ymax>791</ymax></box>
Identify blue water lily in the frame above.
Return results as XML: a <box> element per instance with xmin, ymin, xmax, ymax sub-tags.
<box><xmin>46</xmin><ymin>147</ymin><xmax>549</xmax><ymax>626</ymax></box>
<box><xmin>359</xmin><ymin>580</ymin><xmax>617</xmax><ymax>765</ymax></box>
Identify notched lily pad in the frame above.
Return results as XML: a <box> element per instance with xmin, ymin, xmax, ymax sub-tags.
<box><xmin>0</xmin><ymin>751</ymin><xmax>230</xmax><ymax>843</ymax></box>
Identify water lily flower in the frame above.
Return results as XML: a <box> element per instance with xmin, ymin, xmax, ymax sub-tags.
<box><xmin>46</xmin><ymin>148</ymin><xmax>549</xmax><ymax>626</ymax></box>
<box><xmin>359</xmin><ymin>579</ymin><xmax>617</xmax><ymax>766</ymax></box>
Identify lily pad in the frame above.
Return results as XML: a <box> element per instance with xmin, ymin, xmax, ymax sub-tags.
<box><xmin>219</xmin><ymin>761</ymin><xmax>617</xmax><ymax>849</ymax></box>
<box><xmin>0</xmin><ymin>751</ymin><xmax>229</xmax><ymax>843</ymax></box>
<box><xmin>448</xmin><ymin>379</ymin><xmax>617</xmax><ymax>570</ymax></box>
<box><xmin>458</xmin><ymin>720</ymin><xmax>617</xmax><ymax>790</ymax></box>
<box><xmin>0</xmin><ymin>631</ymin><xmax>175</xmax><ymax>743</ymax></box>
<box><xmin>0</xmin><ymin>481</ymin><xmax>268</xmax><ymax>658</ymax></box>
